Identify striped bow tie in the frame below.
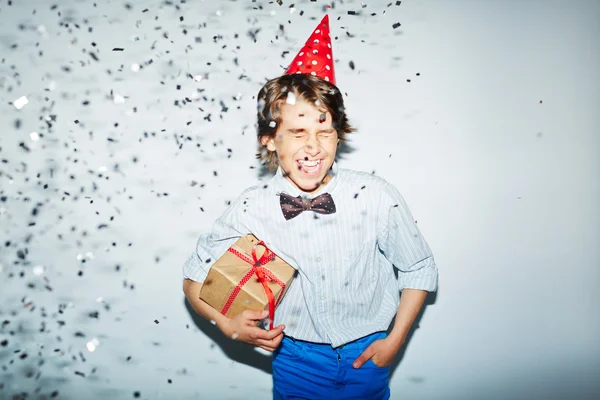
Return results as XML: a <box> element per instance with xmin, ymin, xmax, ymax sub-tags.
<box><xmin>279</xmin><ymin>192</ymin><xmax>336</xmax><ymax>221</ymax></box>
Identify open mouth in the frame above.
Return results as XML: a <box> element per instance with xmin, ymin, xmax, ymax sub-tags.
<box><xmin>297</xmin><ymin>159</ymin><xmax>322</xmax><ymax>175</ymax></box>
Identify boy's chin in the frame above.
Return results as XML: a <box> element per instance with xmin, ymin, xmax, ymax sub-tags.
<box><xmin>290</xmin><ymin>174</ymin><xmax>329</xmax><ymax>193</ymax></box>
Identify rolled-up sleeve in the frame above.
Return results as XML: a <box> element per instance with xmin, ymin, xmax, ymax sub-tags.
<box><xmin>377</xmin><ymin>183</ymin><xmax>438</xmax><ymax>292</ymax></box>
<box><xmin>182</xmin><ymin>188</ymin><xmax>253</xmax><ymax>283</ymax></box>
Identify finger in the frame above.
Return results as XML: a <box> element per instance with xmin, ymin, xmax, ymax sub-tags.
<box><xmin>266</xmin><ymin>324</ymin><xmax>286</xmax><ymax>336</ymax></box>
<box><xmin>271</xmin><ymin>332</ymin><xmax>285</xmax><ymax>345</ymax></box>
<box><xmin>353</xmin><ymin>347</ymin><xmax>375</xmax><ymax>369</ymax></box>
<box><xmin>244</xmin><ymin>325</ymin><xmax>280</xmax><ymax>342</ymax></box>
<box><xmin>253</xmin><ymin>329</ymin><xmax>285</xmax><ymax>347</ymax></box>
<box><xmin>254</xmin><ymin>324</ymin><xmax>285</xmax><ymax>341</ymax></box>
<box><xmin>259</xmin><ymin>345</ymin><xmax>275</xmax><ymax>353</ymax></box>
<box><xmin>254</xmin><ymin>337</ymin><xmax>280</xmax><ymax>351</ymax></box>
<box><xmin>255</xmin><ymin>334</ymin><xmax>284</xmax><ymax>350</ymax></box>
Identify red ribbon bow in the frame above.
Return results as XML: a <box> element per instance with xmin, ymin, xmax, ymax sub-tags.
<box><xmin>221</xmin><ymin>241</ymin><xmax>286</xmax><ymax>330</ymax></box>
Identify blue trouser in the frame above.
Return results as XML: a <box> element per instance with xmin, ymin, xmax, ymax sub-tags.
<box><xmin>272</xmin><ymin>331</ymin><xmax>390</xmax><ymax>400</ymax></box>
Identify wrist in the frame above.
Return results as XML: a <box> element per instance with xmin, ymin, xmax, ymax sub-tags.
<box><xmin>386</xmin><ymin>331</ymin><xmax>406</xmax><ymax>349</ymax></box>
<box><xmin>218</xmin><ymin>317</ymin><xmax>232</xmax><ymax>337</ymax></box>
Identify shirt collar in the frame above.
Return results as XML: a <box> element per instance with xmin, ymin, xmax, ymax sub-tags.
<box><xmin>274</xmin><ymin>161</ymin><xmax>340</xmax><ymax>198</ymax></box>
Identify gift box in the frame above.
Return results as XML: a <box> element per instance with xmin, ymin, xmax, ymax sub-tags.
<box><xmin>199</xmin><ymin>234</ymin><xmax>295</xmax><ymax>329</ymax></box>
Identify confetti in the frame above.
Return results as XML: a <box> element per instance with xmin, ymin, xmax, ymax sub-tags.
<box><xmin>32</xmin><ymin>265</ymin><xmax>45</xmax><ymax>275</ymax></box>
<box><xmin>86</xmin><ymin>338</ymin><xmax>100</xmax><ymax>352</ymax></box>
<box><xmin>37</xmin><ymin>24</ymin><xmax>48</xmax><ymax>37</ymax></box>
<box><xmin>29</xmin><ymin>132</ymin><xmax>40</xmax><ymax>141</ymax></box>
<box><xmin>13</xmin><ymin>96</ymin><xmax>28</xmax><ymax>109</ymax></box>
<box><xmin>286</xmin><ymin>92</ymin><xmax>297</xmax><ymax>105</ymax></box>
<box><xmin>113</xmin><ymin>93</ymin><xmax>125</xmax><ymax>104</ymax></box>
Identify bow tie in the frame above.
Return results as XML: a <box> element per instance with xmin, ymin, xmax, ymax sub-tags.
<box><xmin>279</xmin><ymin>192</ymin><xmax>336</xmax><ymax>221</ymax></box>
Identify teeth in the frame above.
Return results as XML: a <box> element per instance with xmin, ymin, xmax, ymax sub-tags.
<box><xmin>298</xmin><ymin>159</ymin><xmax>320</xmax><ymax>167</ymax></box>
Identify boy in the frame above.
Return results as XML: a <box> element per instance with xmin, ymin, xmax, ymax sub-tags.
<box><xmin>183</xmin><ymin>15</ymin><xmax>438</xmax><ymax>399</ymax></box>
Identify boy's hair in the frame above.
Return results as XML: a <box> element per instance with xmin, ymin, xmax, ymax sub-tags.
<box><xmin>256</xmin><ymin>74</ymin><xmax>355</xmax><ymax>171</ymax></box>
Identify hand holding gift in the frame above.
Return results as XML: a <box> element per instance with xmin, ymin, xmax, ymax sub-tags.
<box><xmin>199</xmin><ymin>234</ymin><xmax>296</xmax><ymax>350</ymax></box>
<box><xmin>222</xmin><ymin>309</ymin><xmax>285</xmax><ymax>352</ymax></box>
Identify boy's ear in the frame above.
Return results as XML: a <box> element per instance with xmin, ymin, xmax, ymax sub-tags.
<box><xmin>261</xmin><ymin>135</ymin><xmax>277</xmax><ymax>152</ymax></box>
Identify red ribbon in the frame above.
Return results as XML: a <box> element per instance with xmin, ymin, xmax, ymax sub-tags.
<box><xmin>221</xmin><ymin>241</ymin><xmax>286</xmax><ymax>330</ymax></box>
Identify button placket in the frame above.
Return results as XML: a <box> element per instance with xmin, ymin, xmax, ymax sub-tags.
<box><xmin>316</xmin><ymin>256</ymin><xmax>326</xmax><ymax>301</ymax></box>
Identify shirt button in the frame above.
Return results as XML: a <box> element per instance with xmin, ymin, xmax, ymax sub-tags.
<box><xmin>320</xmin><ymin>296</ymin><xmax>325</xmax><ymax>300</ymax></box>
<box><xmin>316</xmin><ymin>257</ymin><xmax>321</xmax><ymax>262</ymax></box>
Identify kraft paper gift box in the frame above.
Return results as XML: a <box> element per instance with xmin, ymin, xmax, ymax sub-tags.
<box><xmin>199</xmin><ymin>234</ymin><xmax>295</xmax><ymax>329</ymax></box>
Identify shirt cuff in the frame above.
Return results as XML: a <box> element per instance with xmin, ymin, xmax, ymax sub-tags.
<box><xmin>182</xmin><ymin>251</ymin><xmax>209</xmax><ymax>283</ymax></box>
<box><xmin>398</xmin><ymin>257</ymin><xmax>438</xmax><ymax>292</ymax></box>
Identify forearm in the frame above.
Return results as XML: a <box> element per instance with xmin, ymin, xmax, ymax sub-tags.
<box><xmin>388</xmin><ymin>288</ymin><xmax>428</xmax><ymax>345</ymax></box>
<box><xmin>183</xmin><ymin>279</ymin><xmax>231</xmax><ymax>335</ymax></box>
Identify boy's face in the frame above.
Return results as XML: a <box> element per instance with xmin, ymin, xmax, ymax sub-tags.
<box><xmin>262</xmin><ymin>97</ymin><xmax>339</xmax><ymax>193</ymax></box>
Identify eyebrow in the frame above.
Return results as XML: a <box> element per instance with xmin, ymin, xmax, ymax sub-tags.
<box><xmin>286</xmin><ymin>128</ymin><xmax>335</xmax><ymax>133</ymax></box>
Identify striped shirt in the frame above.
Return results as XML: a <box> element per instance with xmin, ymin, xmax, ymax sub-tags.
<box><xmin>182</xmin><ymin>162</ymin><xmax>438</xmax><ymax>348</ymax></box>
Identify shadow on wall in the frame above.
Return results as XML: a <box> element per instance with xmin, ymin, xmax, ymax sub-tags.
<box><xmin>184</xmin><ymin>287</ymin><xmax>438</xmax><ymax>381</ymax></box>
<box><xmin>388</xmin><ymin>290</ymin><xmax>438</xmax><ymax>379</ymax></box>
<box><xmin>184</xmin><ymin>299</ymin><xmax>273</xmax><ymax>375</ymax></box>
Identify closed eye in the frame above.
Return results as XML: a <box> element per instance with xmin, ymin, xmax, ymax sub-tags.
<box><xmin>286</xmin><ymin>129</ymin><xmax>306</xmax><ymax>139</ymax></box>
<box><xmin>286</xmin><ymin>129</ymin><xmax>335</xmax><ymax>138</ymax></box>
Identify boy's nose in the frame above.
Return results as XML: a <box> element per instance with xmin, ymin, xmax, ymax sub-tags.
<box><xmin>304</xmin><ymin>137</ymin><xmax>320</xmax><ymax>155</ymax></box>
<box><xmin>304</xmin><ymin>143</ymin><xmax>320</xmax><ymax>156</ymax></box>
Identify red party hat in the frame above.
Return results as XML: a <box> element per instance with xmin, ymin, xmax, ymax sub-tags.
<box><xmin>285</xmin><ymin>14</ymin><xmax>336</xmax><ymax>85</ymax></box>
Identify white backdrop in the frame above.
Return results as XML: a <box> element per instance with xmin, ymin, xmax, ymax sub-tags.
<box><xmin>0</xmin><ymin>0</ymin><xmax>598</xmax><ymax>399</ymax></box>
